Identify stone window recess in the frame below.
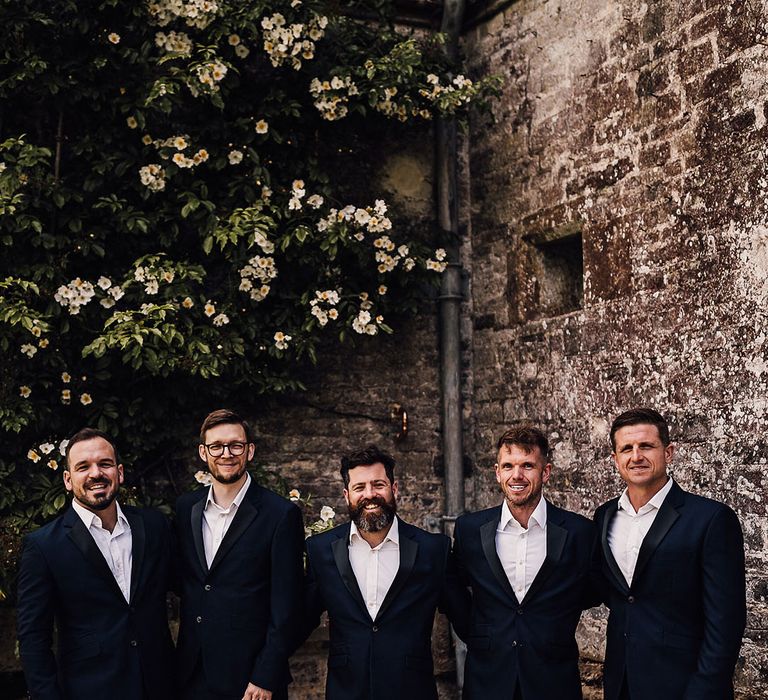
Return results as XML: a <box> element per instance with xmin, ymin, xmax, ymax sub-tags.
<box><xmin>523</xmin><ymin>222</ymin><xmax>584</xmax><ymax>318</ymax></box>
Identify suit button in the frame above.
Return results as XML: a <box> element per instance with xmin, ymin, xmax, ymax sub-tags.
<box><xmin>511</xmin><ymin>641</ymin><xmax>517</xmax><ymax>647</ymax></box>
<box><xmin>130</xmin><ymin>640</ymin><xmax>137</xmax><ymax>647</ymax></box>
<box><xmin>196</xmin><ymin>616</ymin><xmax>202</xmax><ymax>623</ymax></box>
<box><xmin>627</xmin><ymin>596</ymin><xmax>635</xmax><ymax>603</ymax></box>
<box><xmin>204</xmin><ymin>584</ymin><xmax>212</xmax><ymax>591</ymax></box>
<box><xmin>517</xmin><ymin>609</ymin><xmax>523</xmax><ymax>615</ymax></box>
<box><xmin>372</xmin><ymin>625</ymin><xmax>379</xmax><ymax>632</ymax></box>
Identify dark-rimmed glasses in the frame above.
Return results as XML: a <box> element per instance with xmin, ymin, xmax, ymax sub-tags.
<box><xmin>203</xmin><ymin>442</ymin><xmax>248</xmax><ymax>457</ymax></box>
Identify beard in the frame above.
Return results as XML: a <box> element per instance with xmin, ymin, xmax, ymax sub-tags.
<box><xmin>211</xmin><ymin>468</ymin><xmax>246</xmax><ymax>484</ymax></box>
<box><xmin>349</xmin><ymin>495</ymin><xmax>397</xmax><ymax>533</ymax></box>
<box><xmin>208</xmin><ymin>460</ymin><xmax>247</xmax><ymax>484</ymax></box>
<box><xmin>76</xmin><ymin>479</ymin><xmax>118</xmax><ymax>510</ymax></box>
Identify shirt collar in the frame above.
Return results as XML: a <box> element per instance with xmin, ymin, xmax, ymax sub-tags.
<box><xmin>618</xmin><ymin>476</ymin><xmax>674</xmax><ymax>514</ymax></box>
<box><xmin>349</xmin><ymin>514</ymin><xmax>400</xmax><ymax>546</ymax></box>
<box><xmin>499</xmin><ymin>496</ymin><xmax>547</xmax><ymax>531</ymax></box>
<box><xmin>72</xmin><ymin>498</ymin><xmax>129</xmax><ymax>532</ymax></box>
<box><xmin>205</xmin><ymin>472</ymin><xmax>251</xmax><ymax>511</ymax></box>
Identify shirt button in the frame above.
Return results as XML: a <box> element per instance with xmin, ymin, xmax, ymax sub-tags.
<box><xmin>196</xmin><ymin>616</ymin><xmax>202</xmax><ymax>623</ymax></box>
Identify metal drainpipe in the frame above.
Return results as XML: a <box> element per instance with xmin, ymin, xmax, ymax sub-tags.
<box><xmin>437</xmin><ymin>0</ymin><xmax>466</xmax><ymax>539</ymax></box>
<box><xmin>438</xmin><ymin>0</ymin><xmax>466</xmax><ymax>530</ymax></box>
<box><xmin>436</xmin><ymin>0</ymin><xmax>468</xmax><ymax>692</ymax></box>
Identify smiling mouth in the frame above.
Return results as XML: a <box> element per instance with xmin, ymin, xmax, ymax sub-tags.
<box><xmin>509</xmin><ymin>485</ymin><xmax>527</xmax><ymax>491</ymax></box>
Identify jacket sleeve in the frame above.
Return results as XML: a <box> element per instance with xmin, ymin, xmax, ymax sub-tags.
<box><xmin>683</xmin><ymin>505</ymin><xmax>747</xmax><ymax>699</ymax></box>
<box><xmin>439</xmin><ymin>537</ymin><xmax>471</xmax><ymax>642</ymax></box>
<box><xmin>16</xmin><ymin>535</ymin><xmax>63</xmax><ymax>700</ymax></box>
<box><xmin>583</xmin><ymin>514</ymin><xmax>606</xmax><ymax>610</ymax></box>
<box><xmin>444</xmin><ymin>520</ymin><xmax>472</xmax><ymax>642</ymax></box>
<box><xmin>296</xmin><ymin>536</ymin><xmax>327</xmax><ymax>652</ymax></box>
<box><xmin>249</xmin><ymin>504</ymin><xmax>305</xmax><ymax>692</ymax></box>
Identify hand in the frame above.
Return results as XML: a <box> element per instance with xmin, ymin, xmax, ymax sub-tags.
<box><xmin>241</xmin><ymin>682</ymin><xmax>272</xmax><ymax>700</ymax></box>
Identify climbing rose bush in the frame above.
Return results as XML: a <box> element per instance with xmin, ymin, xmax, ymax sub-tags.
<box><xmin>0</xmin><ymin>0</ymin><xmax>498</xmax><ymax>596</ymax></box>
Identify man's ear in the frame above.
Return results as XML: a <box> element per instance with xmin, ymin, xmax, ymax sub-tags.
<box><xmin>247</xmin><ymin>442</ymin><xmax>255</xmax><ymax>461</ymax></box>
<box><xmin>343</xmin><ymin>488</ymin><xmax>350</xmax><ymax>506</ymax></box>
<box><xmin>198</xmin><ymin>444</ymin><xmax>208</xmax><ymax>463</ymax></box>
<box><xmin>63</xmin><ymin>469</ymin><xmax>73</xmax><ymax>493</ymax></box>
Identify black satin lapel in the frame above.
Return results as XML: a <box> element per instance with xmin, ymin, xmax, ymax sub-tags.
<box><xmin>480</xmin><ymin>516</ymin><xmax>519</xmax><ymax>603</ymax></box>
<box><xmin>331</xmin><ymin>534</ymin><xmax>367</xmax><ymax>614</ymax></box>
<box><xmin>190</xmin><ymin>497</ymin><xmax>207</xmax><ymax>574</ymax></box>
<box><xmin>601</xmin><ymin>502</ymin><xmax>629</xmax><ymax>594</ymax></box>
<box><xmin>66</xmin><ymin>517</ymin><xmax>125</xmax><ymax>600</ymax></box>
<box><xmin>209</xmin><ymin>497</ymin><xmax>259</xmax><ymax>573</ymax></box>
<box><xmin>375</xmin><ymin>533</ymin><xmax>418</xmax><ymax>621</ymax></box>
<box><xmin>632</xmin><ymin>494</ymin><xmax>680</xmax><ymax>583</ymax></box>
<box><xmin>126</xmin><ymin>509</ymin><xmax>145</xmax><ymax>603</ymax></box>
<box><xmin>523</xmin><ymin>520</ymin><xmax>567</xmax><ymax>602</ymax></box>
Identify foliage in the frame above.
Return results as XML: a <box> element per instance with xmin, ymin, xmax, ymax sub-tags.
<box><xmin>0</xmin><ymin>0</ymin><xmax>498</xmax><ymax>597</ymax></box>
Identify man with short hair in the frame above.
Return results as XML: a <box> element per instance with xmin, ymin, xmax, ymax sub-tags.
<box><xmin>302</xmin><ymin>444</ymin><xmax>469</xmax><ymax>700</ymax></box>
<box><xmin>175</xmin><ymin>409</ymin><xmax>304</xmax><ymax>700</ymax></box>
<box><xmin>17</xmin><ymin>427</ymin><xmax>176</xmax><ymax>700</ymax></box>
<box><xmin>453</xmin><ymin>426</ymin><xmax>598</xmax><ymax>700</ymax></box>
<box><xmin>594</xmin><ymin>408</ymin><xmax>746</xmax><ymax>700</ymax></box>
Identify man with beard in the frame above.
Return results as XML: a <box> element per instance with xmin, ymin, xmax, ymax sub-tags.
<box><xmin>175</xmin><ymin>409</ymin><xmax>304</xmax><ymax>700</ymax></box>
<box><xmin>17</xmin><ymin>428</ymin><xmax>176</xmax><ymax>699</ymax></box>
<box><xmin>452</xmin><ymin>426</ymin><xmax>598</xmax><ymax>700</ymax></box>
<box><xmin>302</xmin><ymin>444</ymin><xmax>469</xmax><ymax>700</ymax></box>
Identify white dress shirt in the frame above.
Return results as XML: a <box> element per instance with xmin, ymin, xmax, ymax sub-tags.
<box><xmin>202</xmin><ymin>472</ymin><xmax>251</xmax><ymax>568</ymax></box>
<box><xmin>348</xmin><ymin>515</ymin><xmax>400</xmax><ymax>619</ymax></box>
<box><xmin>608</xmin><ymin>476</ymin><xmax>674</xmax><ymax>586</ymax></box>
<box><xmin>496</xmin><ymin>497</ymin><xmax>547</xmax><ymax>601</ymax></box>
<box><xmin>72</xmin><ymin>499</ymin><xmax>132</xmax><ymax>602</ymax></box>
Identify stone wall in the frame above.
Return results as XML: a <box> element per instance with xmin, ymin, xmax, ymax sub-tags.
<box><xmin>462</xmin><ymin>0</ymin><xmax>768</xmax><ymax>696</ymax></box>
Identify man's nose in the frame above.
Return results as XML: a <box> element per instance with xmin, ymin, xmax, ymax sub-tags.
<box><xmin>631</xmin><ymin>446</ymin><xmax>643</xmax><ymax>461</ymax></box>
<box><xmin>511</xmin><ymin>466</ymin><xmax>526</xmax><ymax>479</ymax></box>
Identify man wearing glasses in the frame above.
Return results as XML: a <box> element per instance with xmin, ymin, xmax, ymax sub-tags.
<box><xmin>175</xmin><ymin>409</ymin><xmax>305</xmax><ymax>700</ymax></box>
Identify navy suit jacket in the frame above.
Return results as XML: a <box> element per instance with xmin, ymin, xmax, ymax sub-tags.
<box><xmin>453</xmin><ymin>500</ymin><xmax>598</xmax><ymax>700</ymax></box>
<box><xmin>303</xmin><ymin>519</ymin><xmax>470</xmax><ymax>700</ymax></box>
<box><xmin>594</xmin><ymin>481</ymin><xmax>746</xmax><ymax>700</ymax></box>
<box><xmin>175</xmin><ymin>480</ymin><xmax>304</xmax><ymax>696</ymax></box>
<box><xmin>16</xmin><ymin>504</ymin><xmax>176</xmax><ymax>700</ymax></box>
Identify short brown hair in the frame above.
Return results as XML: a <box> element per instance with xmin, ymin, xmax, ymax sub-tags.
<box><xmin>496</xmin><ymin>426</ymin><xmax>549</xmax><ymax>460</ymax></box>
<box><xmin>610</xmin><ymin>408</ymin><xmax>670</xmax><ymax>450</ymax></box>
<box><xmin>65</xmin><ymin>428</ymin><xmax>120</xmax><ymax>470</ymax></box>
<box><xmin>340</xmin><ymin>445</ymin><xmax>396</xmax><ymax>487</ymax></box>
<box><xmin>199</xmin><ymin>408</ymin><xmax>254</xmax><ymax>444</ymax></box>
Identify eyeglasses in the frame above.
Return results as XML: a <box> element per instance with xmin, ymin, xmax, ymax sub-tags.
<box><xmin>203</xmin><ymin>442</ymin><xmax>248</xmax><ymax>457</ymax></box>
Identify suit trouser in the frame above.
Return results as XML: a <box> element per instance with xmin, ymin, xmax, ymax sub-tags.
<box><xmin>618</xmin><ymin>674</ymin><xmax>632</xmax><ymax>700</ymax></box>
